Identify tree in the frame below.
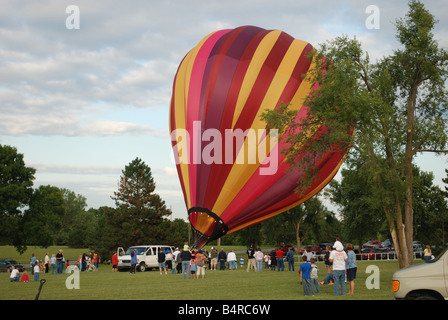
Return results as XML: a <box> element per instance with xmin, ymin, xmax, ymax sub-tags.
<box><xmin>412</xmin><ymin>167</ymin><xmax>448</xmax><ymax>249</ymax></box>
<box><xmin>55</xmin><ymin>188</ymin><xmax>89</xmax><ymax>245</ymax></box>
<box><xmin>262</xmin><ymin>1</ymin><xmax>448</xmax><ymax>268</ymax></box>
<box><xmin>261</xmin><ymin>196</ymin><xmax>336</xmax><ymax>251</ymax></box>
<box><xmin>97</xmin><ymin>158</ymin><xmax>172</xmax><ymax>255</ymax></box>
<box><xmin>111</xmin><ymin>157</ymin><xmax>171</xmax><ymax>217</ymax></box>
<box><xmin>327</xmin><ymin>168</ymin><xmax>385</xmax><ymax>249</ymax></box>
<box><xmin>23</xmin><ymin>185</ymin><xmax>65</xmax><ymax>247</ymax></box>
<box><xmin>442</xmin><ymin>168</ymin><xmax>448</xmax><ymax>198</ymax></box>
<box><xmin>0</xmin><ymin>145</ymin><xmax>36</xmax><ymax>250</ymax></box>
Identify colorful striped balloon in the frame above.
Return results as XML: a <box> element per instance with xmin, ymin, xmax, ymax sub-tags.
<box><xmin>170</xmin><ymin>26</ymin><xmax>349</xmax><ymax>248</ymax></box>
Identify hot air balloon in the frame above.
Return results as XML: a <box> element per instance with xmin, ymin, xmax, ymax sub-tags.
<box><xmin>170</xmin><ymin>26</ymin><xmax>350</xmax><ymax>249</ymax></box>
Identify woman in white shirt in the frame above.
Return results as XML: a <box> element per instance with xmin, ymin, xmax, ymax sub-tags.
<box><xmin>329</xmin><ymin>242</ymin><xmax>347</xmax><ymax>296</ymax></box>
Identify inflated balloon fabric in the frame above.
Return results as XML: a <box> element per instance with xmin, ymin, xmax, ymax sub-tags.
<box><xmin>170</xmin><ymin>26</ymin><xmax>349</xmax><ymax>248</ymax></box>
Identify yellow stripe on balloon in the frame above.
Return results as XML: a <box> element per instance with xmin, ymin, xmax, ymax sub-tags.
<box><xmin>172</xmin><ymin>50</ymin><xmax>194</xmax><ymax>209</ymax></box>
<box><xmin>211</xmin><ymin>38</ymin><xmax>311</xmax><ymax>216</ymax></box>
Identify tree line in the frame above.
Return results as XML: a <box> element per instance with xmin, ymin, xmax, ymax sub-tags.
<box><xmin>1</xmin><ymin>144</ymin><xmax>447</xmax><ymax>264</ymax></box>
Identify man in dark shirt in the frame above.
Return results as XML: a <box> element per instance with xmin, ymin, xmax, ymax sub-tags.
<box><xmin>246</xmin><ymin>246</ymin><xmax>255</xmax><ymax>272</ymax></box>
<box><xmin>158</xmin><ymin>248</ymin><xmax>167</xmax><ymax>275</ymax></box>
<box><xmin>180</xmin><ymin>249</ymin><xmax>191</xmax><ymax>279</ymax></box>
<box><xmin>56</xmin><ymin>250</ymin><xmax>64</xmax><ymax>274</ymax></box>
<box><xmin>218</xmin><ymin>249</ymin><xmax>227</xmax><ymax>270</ymax></box>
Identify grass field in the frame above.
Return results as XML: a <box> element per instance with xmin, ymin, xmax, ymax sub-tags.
<box><xmin>0</xmin><ymin>245</ymin><xmax>399</xmax><ymax>300</ymax></box>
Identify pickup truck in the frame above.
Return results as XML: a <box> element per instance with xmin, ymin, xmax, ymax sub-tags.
<box><xmin>392</xmin><ymin>247</ymin><xmax>448</xmax><ymax>300</ymax></box>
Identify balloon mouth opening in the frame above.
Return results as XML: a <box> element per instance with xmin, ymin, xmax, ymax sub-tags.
<box><xmin>188</xmin><ymin>207</ymin><xmax>228</xmax><ymax>249</ymax></box>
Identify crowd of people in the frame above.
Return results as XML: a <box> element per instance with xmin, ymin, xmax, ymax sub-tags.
<box><xmin>298</xmin><ymin>237</ymin><xmax>358</xmax><ymax>296</ymax></box>
<box><xmin>9</xmin><ymin>249</ymin><xmax>102</xmax><ymax>283</ymax></box>
<box><xmin>9</xmin><ymin>239</ymin><xmax>359</xmax><ymax>297</ymax></box>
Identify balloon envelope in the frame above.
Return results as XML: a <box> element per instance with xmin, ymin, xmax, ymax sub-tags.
<box><xmin>170</xmin><ymin>26</ymin><xmax>350</xmax><ymax>248</ymax></box>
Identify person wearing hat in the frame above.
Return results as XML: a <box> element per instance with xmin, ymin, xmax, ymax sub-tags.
<box><xmin>329</xmin><ymin>240</ymin><xmax>347</xmax><ymax>296</ymax></box>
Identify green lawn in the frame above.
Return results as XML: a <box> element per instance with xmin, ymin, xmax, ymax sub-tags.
<box><xmin>1</xmin><ymin>245</ymin><xmax>399</xmax><ymax>300</ymax></box>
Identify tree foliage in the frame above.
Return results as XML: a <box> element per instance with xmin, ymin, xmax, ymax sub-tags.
<box><xmin>0</xmin><ymin>145</ymin><xmax>36</xmax><ymax>246</ymax></box>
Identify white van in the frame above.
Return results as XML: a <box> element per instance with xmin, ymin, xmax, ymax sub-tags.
<box><xmin>117</xmin><ymin>245</ymin><xmax>175</xmax><ymax>272</ymax></box>
<box><xmin>392</xmin><ymin>247</ymin><xmax>448</xmax><ymax>300</ymax></box>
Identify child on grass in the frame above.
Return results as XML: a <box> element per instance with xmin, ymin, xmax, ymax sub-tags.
<box><xmin>299</xmin><ymin>255</ymin><xmax>313</xmax><ymax>296</ymax></box>
<box><xmin>310</xmin><ymin>258</ymin><xmax>320</xmax><ymax>294</ymax></box>
<box><xmin>33</xmin><ymin>261</ymin><xmax>40</xmax><ymax>282</ymax></box>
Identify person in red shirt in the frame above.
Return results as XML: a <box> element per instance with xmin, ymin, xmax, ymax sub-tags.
<box><xmin>276</xmin><ymin>248</ymin><xmax>285</xmax><ymax>271</ymax></box>
<box><xmin>112</xmin><ymin>252</ymin><xmax>119</xmax><ymax>272</ymax></box>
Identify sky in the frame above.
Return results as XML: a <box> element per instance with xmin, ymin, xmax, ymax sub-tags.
<box><xmin>1</xmin><ymin>0</ymin><xmax>447</xmax><ymax>220</ymax></box>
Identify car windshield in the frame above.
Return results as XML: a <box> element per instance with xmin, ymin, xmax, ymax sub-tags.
<box><xmin>427</xmin><ymin>247</ymin><xmax>448</xmax><ymax>263</ymax></box>
<box><xmin>125</xmin><ymin>247</ymin><xmax>147</xmax><ymax>255</ymax></box>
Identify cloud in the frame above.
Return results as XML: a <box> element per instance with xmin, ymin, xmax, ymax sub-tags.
<box><xmin>1</xmin><ymin>0</ymin><xmax>447</xmax><ymax>220</ymax></box>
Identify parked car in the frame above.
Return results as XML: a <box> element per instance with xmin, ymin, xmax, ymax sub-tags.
<box><xmin>299</xmin><ymin>245</ymin><xmax>322</xmax><ymax>254</ymax></box>
<box><xmin>0</xmin><ymin>259</ymin><xmax>25</xmax><ymax>273</ymax></box>
<box><xmin>393</xmin><ymin>247</ymin><xmax>448</xmax><ymax>300</ymax></box>
<box><xmin>413</xmin><ymin>244</ymin><xmax>424</xmax><ymax>258</ymax></box>
<box><xmin>117</xmin><ymin>245</ymin><xmax>175</xmax><ymax>272</ymax></box>
<box><xmin>381</xmin><ymin>239</ymin><xmax>393</xmax><ymax>249</ymax></box>
<box><xmin>318</xmin><ymin>243</ymin><xmax>334</xmax><ymax>252</ymax></box>
<box><xmin>362</xmin><ymin>240</ymin><xmax>382</xmax><ymax>248</ymax></box>
<box><xmin>280</xmin><ymin>244</ymin><xmax>295</xmax><ymax>253</ymax></box>
<box><xmin>361</xmin><ymin>248</ymin><xmax>389</xmax><ymax>260</ymax></box>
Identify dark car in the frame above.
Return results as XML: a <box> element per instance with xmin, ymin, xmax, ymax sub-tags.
<box><xmin>0</xmin><ymin>259</ymin><xmax>25</xmax><ymax>273</ymax></box>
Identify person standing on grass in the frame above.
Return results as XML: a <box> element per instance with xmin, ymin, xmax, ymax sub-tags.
<box><xmin>180</xmin><ymin>248</ymin><xmax>191</xmax><ymax>279</ymax></box>
<box><xmin>130</xmin><ymin>249</ymin><xmax>137</xmax><ymax>274</ymax></box>
<box><xmin>165</xmin><ymin>250</ymin><xmax>173</xmax><ymax>272</ymax></box>
<box><xmin>33</xmin><ymin>261</ymin><xmax>40</xmax><ymax>282</ymax></box>
<box><xmin>93</xmin><ymin>253</ymin><xmax>99</xmax><ymax>271</ymax></box>
<box><xmin>329</xmin><ymin>242</ymin><xmax>347</xmax><ymax>296</ymax></box>
<box><xmin>218</xmin><ymin>248</ymin><xmax>227</xmax><ymax>270</ymax></box>
<box><xmin>50</xmin><ymin>254</ymin><xmax>57</xmax><ymax>274</ymax></box>
<box><xmin>210</xmin><ymin>247</ymin><xmax>218</xmax><ymax>270</ymax></box>
<box><xmin>299</xmin><ymin>255</ymin><xmax>313</xmax><ymax>296</ymax></box>
<box><xmin>345</xmin><ymin>243</ymin><xmax>357</xmax><ymax>295</ymax></box>
<box><xmin>196</xmin><ymin>249</ymin><xmax>207</xmax><ymax>279</ymax></box>
<box><xmin>158</xmin><ymin>248</ymin><xmax>167</xmax><ymax>275</ymax></box>
<box><xmin>56</xmin><ymin>250</ymin><xmax>64</xmax><ymax>274</ymax></box>
<box><xmin>286</xmin><ymin>248</ymin><xmax>295</xmax><ymax>271</ymax></box>
<box><xmin>254</xmin><ymin>248</ymin><xmax>264</xmax><ymax>272</ymax></box>
<box><xmin>112</xmin><ymin>252</ymin><xmax>119</xmax><ymax>272</ymax></box>
<box><xmin>246</xmin><ymin>246</ymin><xmax>256</xmax><ymax>272</ymax></box>
<box><xmin>30</xmin><ymin>253</ymin><xmax>37</xmax><ymax>275</ymax></box>
<box><xmin>276</xmin><ymin>247</ymin><xmax>285</xmax><ymax>272</ymax></box>
<box><xmin>227</xmin><ymin>250</ymin><xmax>237</xmax><ymax>270</ymax></box>
<box><xmin>44</xmin><ymin>252</ymin><xmax>50</xmax><ymax>273</ymax></box>
<box><xmin>310</xmin><ymin>258</ymin><xmax>320</xmax><ymax>294</ymax></box>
